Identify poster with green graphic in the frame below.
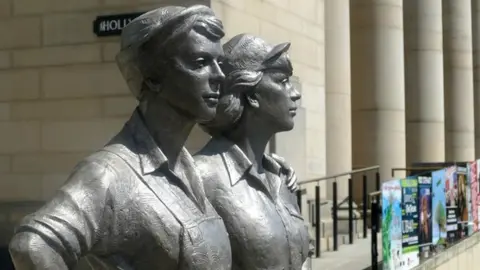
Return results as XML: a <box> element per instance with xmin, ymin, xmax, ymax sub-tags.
<box><xmin>432</xmin><ymin>169</ymin><xmax>447</xmax><ymax>250</ymax></box>
<box><xmin>400</xmin><ymin>179</ymin><xmax>420</xmax><ymax>269</ymax></box>
<box><xmin>382</xmin><ymin>179</ymin><xmax>402</xmax><ymax>270</ymax></box>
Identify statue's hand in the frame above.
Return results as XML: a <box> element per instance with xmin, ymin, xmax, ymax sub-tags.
<box><xmin>270</xmin><ymin>153</ymin><xmax>298</xmax><ymax>192</ymax></box>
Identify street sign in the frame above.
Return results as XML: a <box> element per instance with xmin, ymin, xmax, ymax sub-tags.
<box><xmin>93</xmin><ymin>12</ymin><xmax>144</xmax><ymax>37</ymax></box>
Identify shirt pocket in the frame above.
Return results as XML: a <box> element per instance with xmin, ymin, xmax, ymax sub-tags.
<box><xmin>283</xmin><ymin>203</ymin><xmax>310</xmax><ymax>266</ymax></box>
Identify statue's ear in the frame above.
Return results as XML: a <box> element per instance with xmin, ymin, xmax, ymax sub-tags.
<box><xmin>245</xmin><ymin>93</ymin><xmax>259</xmax><ymax>109</ymax></box>
<box><xmin>144</xmin><ymin>78</ymin><xmax>162</xmax><ymax>93</ymax></box>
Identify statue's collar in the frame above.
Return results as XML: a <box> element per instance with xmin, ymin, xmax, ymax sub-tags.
<box><xmin>126</xmin><ymin>108</ymin><xmax>191</xmax><ymax>175</ymax></box>
<box><xmin>205</xmin><ymin>137</ymin><xmax>281</xmax><ymax>186</ymax></box>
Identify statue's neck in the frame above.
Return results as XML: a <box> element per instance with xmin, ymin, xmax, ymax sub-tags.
<box><xmin>139</xmin><ymin>97</ymin><xmax>195</xmax><ymax>169</ymax></box>
<box><xmin>226</xmin><ymin>116</ymin><xmax>274</xmax><ymax>174</ymax></box>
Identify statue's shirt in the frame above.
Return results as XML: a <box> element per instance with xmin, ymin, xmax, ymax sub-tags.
<box><xmin>12</xmin><ymin>109</ymin><xmax>232</xmax><ymax>270</ymax></box>
<box><xmin>195</xmin><ymin>138</ymin><xmax>310</xmax><ymax>270</ymax></box>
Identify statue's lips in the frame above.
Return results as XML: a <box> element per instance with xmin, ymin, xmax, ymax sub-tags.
<box><xmin>203</xmin><ymin>93</ymin><xmax>219</xmax><ymax>105</ymax></box>
<box><xmin>289</xmin><ymin>107</ymin><xmax>297</xmax><ymax>116</ymax></box>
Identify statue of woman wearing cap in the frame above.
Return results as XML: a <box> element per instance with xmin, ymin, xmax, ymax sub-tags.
<box><xmin>9</xmin><ymin>5</ymin><xmax>233</xmax><ymax>270</ymax></box>
<box><xmin>194</xmin><ymin>34</ymin><xmax>313</xmax><ymax>270</ymax></box>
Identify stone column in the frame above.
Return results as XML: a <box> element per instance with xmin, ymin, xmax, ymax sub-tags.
<box><xmin>351</xmin><ymin>0</ymin><xmax>406</xmax><ymax>182</ymax></box>
<box><xmin>404</xmin><ymin>0</ymin><xmax>445</xmax><ymax>165</ymax></box>
<box><xmin>472</xmin><ymin>0</ymin><xmax>480</xmax><ymax>157</ymax></box>
<box><xmin>325</xmin><ymin>0</ymin><xmax>352</xmax><ymax>200</ymax></box>
<box><xmin>443</xmin><ymin>0</ymin><xmax>475</xmax><ymax>162</ymax></box>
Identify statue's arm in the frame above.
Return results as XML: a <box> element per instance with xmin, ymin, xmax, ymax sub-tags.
<box><xmin>9</xmin><ymin>232</ymin><xmax>68</xmax><ymax>270</ymax></box>
<box><xmin>9</xmin><ymin>160</ymin><xmax>115</xmax><ymax>270</ymax></box>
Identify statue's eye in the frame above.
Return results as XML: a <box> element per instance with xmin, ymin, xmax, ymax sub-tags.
<box><xmin>194</xmin><ymin>58</ymin><xmax>208</xmax><ymax>68</ymax></box>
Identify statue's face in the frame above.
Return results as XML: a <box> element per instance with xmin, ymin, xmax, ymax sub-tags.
<box><xmin>253</xmin><ymin>54</ymin><xmax>300</xmax><ymax>132</ymax></box>
<box><xmin>161</xmin><ymin>30</ymin><xmax>225</xmax><ymax>123</ymax></box>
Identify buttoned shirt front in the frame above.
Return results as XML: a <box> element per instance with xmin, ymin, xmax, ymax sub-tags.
<box><xmin>195</xmin><ymin>137</ymin><xmax>310</xmax><ymax>270</ymax></box>
<box><xmin>10</xmin><ymin>109</ymin><xmax>231</xmax><ymax>270</ymax></box>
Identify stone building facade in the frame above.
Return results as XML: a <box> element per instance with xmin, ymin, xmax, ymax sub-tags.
<box><xmin>1</xmin><ymin>0</ymin><xmax>480</xmax><ymax>261</ymax></box>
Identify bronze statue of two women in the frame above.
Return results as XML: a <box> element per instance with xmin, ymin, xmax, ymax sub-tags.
<box><xmin>8</xmin><ymin>5</ymin><xmax>312</xmax><ymax>270</ymax></box>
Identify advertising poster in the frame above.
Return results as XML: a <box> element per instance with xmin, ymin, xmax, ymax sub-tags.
<box><xmin>418</xmin><ymin>175</ymin><xmax>432</xmax><ymax>257</ymax></box>
<box><xmin>431</xmin><ymin>169</ymin><xmax>447</xmax><ymax>250</ymax></box>
<box><xmin>400</xmin><ymin>179</ymin><xmax>420</xmax><ymax>269</ymax></box>
<box><xmin>477</xmin><ymin>161</ymin><xmax>480</xmax><ymax>233</ymax></box>
<box><xmin>463</xmin><ymin>164</ymin><xmax>472</xmax><ymax>236</ymax></box>
<box><xmin>382</xmin><ymin>180</ymin><xmax>402</xmax><ymax>270</ymax></box>
<box><xmin>455</xmin><ymin>167</ymin><xmax>469</xmax><ymax>238</ymax></box>
<box><xmin>470</xmin><ymin>161</ymin><xmax>480</xmax><ymax>233</ymax></box>
<box><xmin>445</xmin><ymin>166</ymin><xmax>459</xmax><ymax>243</ymax></box>
<box><xmin>466</xmin><ymin>163</ymin><xmax>473</xmax><ymax>235</ymax></box>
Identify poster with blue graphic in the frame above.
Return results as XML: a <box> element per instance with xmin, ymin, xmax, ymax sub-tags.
<box><xmin>400</xmin><ymin>179</ymin><xmax>420</xmax><ymax>269</ymax></box>
<box><xmin>382</xmin><ymin>179</ymin><xmax>402</xmax><ymax>270</ymax></box>
<box><xmin>431</xmin><ymin>169</ymin><xmax>447</xmax><ymax>250</ymax></box>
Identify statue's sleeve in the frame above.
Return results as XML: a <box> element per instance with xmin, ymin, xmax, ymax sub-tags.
<box><xmin>8</xmin><ymin>159</ymin><xmax>116</xmax><ymax>270</ymax></box>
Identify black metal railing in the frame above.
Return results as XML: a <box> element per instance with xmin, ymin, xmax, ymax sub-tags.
<box><xmin>297</xmin><ymin>165</ymin><xmax>381</xmax><ymax>258</ymax></box>
<box><xmin>369</xmin><ymin>190</ymin><xmax>381</xmax><ymax>270</ymax></box>
<box><xmin>391</xmin><ymin>166</ymin><xmax>445</xmax><ymax>178</ymax></box>
<box><xmin>391</xmin><ymin>161</ymin><xmax>471</xmax><ymax>178</ymax></box>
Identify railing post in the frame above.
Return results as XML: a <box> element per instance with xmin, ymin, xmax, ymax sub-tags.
<box><xmin>315</xmin><ymin>186</ymin><xmax>321</xmax><ymax>258</ymax></box>
<box><xmin>348</xmin><ymin>178</ymin><xmax>353</xmax><ymax>244</ymax></box>
<box><xmin>362</xmin><ymin>174</ymin><xmax>368</xmax><ymax>239</ymax></box>
<box><xmin>375</xmin><ymin>171</ymin><xmax>380</xmax><ymax>191</ymax></box>
<box><xmin>296</xmin><ymin>189</ymin><xmax>302</xmax><ymax>213</ymax></box>
<box><xmin>332</xmin><ymin>181</ymin><xmax>338</xmax><ymax>251</ymax></box>
<box><xmin>371</xmin><ymin>198</ymin><xmax>379</xmax><ymax>270</ymax></box>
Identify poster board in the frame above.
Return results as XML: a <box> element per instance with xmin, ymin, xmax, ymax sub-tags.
<box><xmin>455</xmin><ymin>166</ymin><xmax>469</xmax><ymax>238</ymax></box>
<box><xmin>382</xmin><ymin>180</ymin><xmax>402</xmax><ymax>270</ymax></box>
<box><xmin>400</xmin><ymin>179</ymin><xmax>420</xmax><ymax>269</ymax></box>
<box><xmin>417</xmin><ymin>175</ymin><xmax>432</xmax><ymax>258</ymax></box>
<box><xmin>431</xmin><ymin>169</ymin><xmax>447</xmax><ymax>250</ymax></box>
<box><xmin>382</xmin><ymin>179</ymin><xmax>420</xmax><ymax>270</ymax></box>
<box><xmin>469</xmin><ymin>161</ymin><xmax>480</xmax><ymax>233</ymax></box>
<box><xmin>444</xmin><ymin>166</ymin><xmax>459</xmax><ymax>243</ymax></box>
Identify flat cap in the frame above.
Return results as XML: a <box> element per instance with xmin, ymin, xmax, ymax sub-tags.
<box><xmin>120</xmin><ymin>5</ymin><xmax>215</xmax><ymax>51</ymax></box>
<box><xmin>222</xmin><ymin>33</ymin><xmax>291</xmax><ymax>75</ymax></box>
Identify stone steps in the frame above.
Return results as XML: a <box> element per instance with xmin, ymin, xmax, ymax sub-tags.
<box><xmin>315</xmin><ymin>231</ymin><xmax>377</xmax><ymax>252</ymax></box>
<box><xmin>310</xmin><ymin>232</ymin><xmax>383</xmax><ymax>270</ymax></box>
<box><xmin>313</xmin><ymin>217</ymin><xmax>365</xmax><ymax>237</ymax></box>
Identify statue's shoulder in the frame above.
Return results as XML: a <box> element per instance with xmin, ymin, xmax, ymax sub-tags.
<box><xmin>52</xmin><ymin>151</ymin><xmax>122</xmax><ymax>202</ymax></box>
<box><xmin>194</xmin><ymin>151</ymin><xmax>223</xmax><ymax>177</ymax></box>
<box><xmin>193</xmin><ymin>138</ymin><xmax>225</xmax><ymax>165</ymax></box>
<box><xmin>194</xmin><ymin>145</ymin><xmax>229</xmax><ymax>188</ymax></box>
<box><xmin>69</xmin><ymin>142</ymin><xmax>137</xmax><ymax>184</ymax></box>
<box><xmin>69</xmin><ymin>150</ymin><xmax>120</xmax><ymax>180</ymax></box>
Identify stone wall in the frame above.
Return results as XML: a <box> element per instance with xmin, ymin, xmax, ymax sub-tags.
<box><xmin>413</xmin><ymin>233</ymin><xmax>480</xmax><ymax>270</ymax></box>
